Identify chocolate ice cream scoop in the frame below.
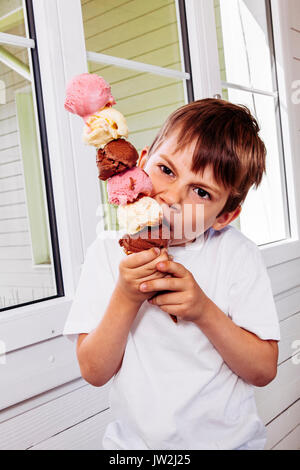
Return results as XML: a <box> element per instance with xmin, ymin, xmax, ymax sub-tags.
<box><xmin>119</xmin><ymin>222</ymin><xmax>171</xmax><ymax>255</ymax></box>
<box><xmin>96</xmin><ymin>138</ymin><xmax>139</xmax><ymax>181</ymax></box>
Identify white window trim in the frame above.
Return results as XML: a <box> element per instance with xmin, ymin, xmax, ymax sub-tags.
<box><xmin>221</xmin><ymin>80</ymin><xmax>278</xmax><ymax>98</ymax></box>
<box><xmin>185</xmin><ymin>0</ymin><xmax>221</xmax><ymax>100</ymax></box>
<box><xmin>86</xmin><ymin>51</ymin><xmax>190</xmax><ymax>81</ymax></box>
<box><xmin>185</xmin><ymin>0</ymin><xmax>300</xmax><ymax>268</ymax></box>
<box><xmin>0</xmin><ymin>31</ymin><xmax>34</xmax><ymax>49</ymax></box>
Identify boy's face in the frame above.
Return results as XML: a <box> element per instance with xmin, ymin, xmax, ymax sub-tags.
<box><xmin>139</xmin><ymin>131</ymin><xmax>240</xmax><ymax>247</ymax></box>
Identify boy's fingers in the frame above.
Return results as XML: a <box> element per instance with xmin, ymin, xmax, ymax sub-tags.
<box><xmin>126</xmin><ymin>247</ymin><xmax>161</xmax><ymax>268</ymax></box>
<box><xmin>160</xmin><ymin>248</ymin><xmax>174</xmax><ymax>261</ymax></box>
<box><xmin>158</xmin><ymin>304</ymin><xmax>182</xmax><ymax>317</ymax></box>
<box><xmin>139</xmin><ymin>277</ymin><xmax>182</xmax><ymax>293</ymax></box>
<box><xmin>135</xmin><ymin>250</ymin><xmax>169</xmax><ymax>276</ymax></box>
<box><xmin>155</xmin><ymin>259</ymin><xmax>186</xmax><ymax>278</ymax></box>
<box><xmin>139</xmin><ymin>270</ymin><xmax>170</xmax><ymax>284</ymax></box>
<box><xmin>149</xmin><ymin>291</ymin><xmax>182</xmax><ymax>306</ymax></box>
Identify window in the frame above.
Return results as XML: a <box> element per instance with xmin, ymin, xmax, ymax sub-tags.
<box><xmin>80</xmin><ymin>0</ymin><xmax>193</xmax><ymax>230</ymax></box>
<box><xmin>0</xmin><ymin>0</ymin><xmax>63</xmax><ymax>309</ymax></box>
<box><xmin>214</xmin><ymin>0</ymin><xmax>289</xmax><ymax>247</ymax></box>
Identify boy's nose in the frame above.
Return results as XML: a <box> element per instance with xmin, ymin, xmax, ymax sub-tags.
<box><xmin>160</xmin><ymin>195</ymin><xmax>181</xmax><ymax>212</ymax></box>
<box><xmin>159</xmin><ymin>187</ymin><xmax>182</xmax><ymax>209</ymax></box>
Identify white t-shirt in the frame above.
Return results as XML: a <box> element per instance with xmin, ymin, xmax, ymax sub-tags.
<box><xmin>63</xmin><ymin>226</ymin><xmax>280</xmax><ymax>450</ymax></box>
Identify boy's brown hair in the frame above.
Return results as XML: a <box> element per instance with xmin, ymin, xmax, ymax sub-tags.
<box><xmin>147</xmin><ymin>98</ymin><xmax>266</xmax><ymax>214</ymax></box>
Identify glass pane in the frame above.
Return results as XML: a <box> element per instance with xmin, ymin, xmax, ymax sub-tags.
<box><xmin>81</xmin><ymin>0</ymin><xmax>184</xmax><ymax>71</ymax></box>
<box><xmin>88</xmin><ymin>61</ymin><xmax>186</xmax><ymax>231</ymax></box>
<box><xmin>223</xmin><ymin>87</ymin><xmax>288</xmax><ymax>246</ymax></box>
<box><xmin>0</xmin><ymin>45</ymin><xmax>56</xmax><ymax>309</ymax></box>
<box><xmin>88</xmin><ymin>63</ymin><xmax>185</xmax><ymax>152</ymax></box>
<box><xmin>0</xmin><ymin>0</ymin><xmax>26</xmax><ymax>37</ymax></box>
<box><xmin>214</xmin><ymin>0</ymin><xmax>275</xmax><ymax>93</ymax></box>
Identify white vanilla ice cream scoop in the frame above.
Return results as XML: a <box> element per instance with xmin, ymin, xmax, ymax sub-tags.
<box><xmin>82</xmin><ymin>107</ymin><xmax>128</xmax><ymax>147</ymax></box>
<box><xmin>117</xmin><ymin>197</ymin><xmax>163</xmax><ymax>235</ymax></box>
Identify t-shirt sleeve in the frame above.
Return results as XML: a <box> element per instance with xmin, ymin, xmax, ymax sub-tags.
<box><xmin>62</xmin><ymin>237</ymin><xmax>116</xmax><ymax>343</ymax></box>
<box><xmin>227</xmin><ymin>241</ymin><xmax>280</xmax><ymax>341</ymax></box>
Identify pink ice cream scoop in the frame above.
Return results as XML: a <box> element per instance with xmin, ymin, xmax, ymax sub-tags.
<box><xmin>107</xmin><ymin>167</ymin><xmax>153</xmax><ymax>205</ymax></box>
<box><xmin>64</xmin><ymin>73</ymin><xmax>116</xmax><ymax>121</ymax></box>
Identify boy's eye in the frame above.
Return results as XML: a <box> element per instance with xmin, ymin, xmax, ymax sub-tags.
<box><xmin>159</xmin><ymin>165</ymin><xmax>174</xmax><ymax>176</ymax></box>
<box><xmin>158</xmin><ymin>165</ymin><xmax>211</xmax><ymax>200</ymax></box>
<box><xmin>194</xmin><ymin>187</ymin><xmax>211</xmax><ymax>200</ymax></box>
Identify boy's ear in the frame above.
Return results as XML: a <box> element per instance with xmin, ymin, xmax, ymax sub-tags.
<box><xmin>137</xmin><ymin>146</ymin><xmax>149</xmax><ymax>169</ymax></box>
<box><xmin>212</xmin><ymin>205</ymin><xmax>242</xmax><ymax>231</ymax></box>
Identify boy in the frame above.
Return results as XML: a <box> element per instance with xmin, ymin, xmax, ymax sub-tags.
<box><xmin>63</xmin><ymin>99</ymin><xmax>280</xmax><ymax>450</ymax></box>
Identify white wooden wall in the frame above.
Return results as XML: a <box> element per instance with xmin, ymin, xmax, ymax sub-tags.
<box><xmin>0</xmin><ymin>0</ymin><xmax>299</xmax><ymax>450</ymax></box>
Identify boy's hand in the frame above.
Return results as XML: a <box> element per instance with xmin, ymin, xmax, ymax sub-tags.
<box><xmin>139</xmin><ymin>259</ymin><xmax>209</xmax><ymax>322</ymax></box>
<box><xmin>116</xmin><ymin>247</ymin><xmax>172</xmax><ymax>306</ymax></box>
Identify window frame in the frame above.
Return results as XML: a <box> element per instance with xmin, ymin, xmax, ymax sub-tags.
<box><xmin>217</xmin><ymin>0</ymin><xmax>290</xmax><ymax>248</ymax></box>
<box><xmin>0</xmin><ymin>1</ymin><xmax>65</xmax><ymax>314</ymax></box>
<box><xmin>185</xmin><ymin>0</ymin><xmax>300</xmax><ymax>268</ymax></box>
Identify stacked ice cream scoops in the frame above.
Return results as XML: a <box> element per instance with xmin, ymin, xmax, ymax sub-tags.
<box><xmin>64</xmin><ymin>72</ymin><xmax>172</xmax><ymax>270</ymax></box>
